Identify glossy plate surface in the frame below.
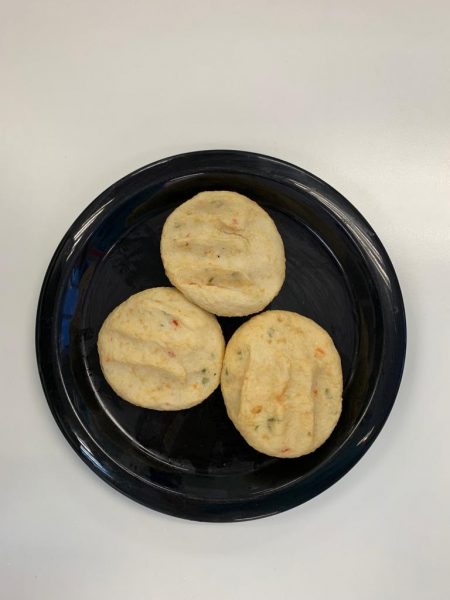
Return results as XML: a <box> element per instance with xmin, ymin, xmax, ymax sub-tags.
<box><xmin>36</xmin><ymin>150</ymin><xmax>406</xmax><ymax>521</ymax></box>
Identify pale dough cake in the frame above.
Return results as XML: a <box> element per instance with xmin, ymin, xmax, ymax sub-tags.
<box><xmin>160</xmin><ymin>191</ymin><xmax>285</xmax><ymax>316</ymax></box>
<box><xmin>221</xmin><ymin>310</ymin><xmax>343</xmax><ymax>458</ymax></box>
<box><xmin>98</xmin><ymin>287</ymin><xmax>225</xmax><ymax>410</ymax></box>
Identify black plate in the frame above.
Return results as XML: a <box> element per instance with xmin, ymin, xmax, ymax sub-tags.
<box><xmin>36</xmin><ymin>150</ymin><xmax>406</xmax><ymax>521</ymax></box>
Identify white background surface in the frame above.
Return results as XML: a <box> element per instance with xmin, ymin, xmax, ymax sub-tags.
<box><xmin>1</xmin><ymin>1</ymin><xmax>449</xmax><ymax>599</ymax></box>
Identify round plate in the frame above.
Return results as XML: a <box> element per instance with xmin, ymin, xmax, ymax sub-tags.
<box><xmin>36</xmin><ymin>150</ymin><xmax>406</xmax><ymax>521</ymax></box>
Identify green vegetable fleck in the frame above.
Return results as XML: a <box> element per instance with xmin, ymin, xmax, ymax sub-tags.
<box><xmin>267</xmin><ymin>327</ymin><xmax>275</xmax><ymax>338</ymax></box>
<box><xmin>267</xmin><ymin>417</ymin><xmax>278</xmax><ymax>430</ymax></box>
<box><xmin>208</xmin><ymin>276</ymin><xmax>214</xmax><ymax>284</ymax></box>
<box><xmin>201</xmin><ymin>377</ymin><xmax>209</xmax><ymax>385</ymax></box>
<box><xmin>325</xmin><ymin>388</ymin><xmax>332</xmax><ymax>399</ymax></box>
<box><xmin>201</xmin><ymin>368</ymin><xmax>207</xmax><ymax>374</ymax></box>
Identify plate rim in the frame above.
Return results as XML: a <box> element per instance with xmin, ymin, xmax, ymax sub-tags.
<box><xmin>35</xmin><ymin>149</ymin><xmax>407</xmax><ymax>522</ymax></box>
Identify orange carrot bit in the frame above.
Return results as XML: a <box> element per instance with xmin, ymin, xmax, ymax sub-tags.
<box><xmin>282</xmin><ymin>448</ymin><xmax>291</xmax><ymax>453</ymax></box>
<box><xmin>232</xmin><ymin>217</ymin><xmax>238</xmax><ymax>225</ymax></box>
<box><xmin>312</xmin><ymin>387</ymin><xmax>318</xmax><ymax>395</ymax></box>
<box><xmin>251</xmin><ymin>405</ymin><xmax>262</xmax><ymax>414</ymax></box>
<box><xmin>167</xmin><ymin>350</ymin><xmax>176</xmax><ymax>358</ymax></box>
<box><xmin>171</xmin><ymin>319</ymin><xmax>179</xmax><ymax>327</ymax></box>
<box><xmin>315</xmin><ymin>347</ymin><xmax>325</xmax><ymax>356</ymax></box>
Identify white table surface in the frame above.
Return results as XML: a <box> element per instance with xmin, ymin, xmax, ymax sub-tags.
<box><xmin>1</xmin><ymin>1</ymin><xmax>449</xmax><ymax>599</ymax></box>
